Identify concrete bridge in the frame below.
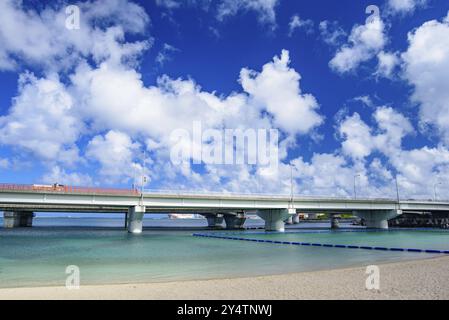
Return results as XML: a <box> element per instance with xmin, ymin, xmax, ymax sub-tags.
<box><xmin>1</xmin><ymin>184</ymin><xmax>449</xmax><ymax>233</ymax></box>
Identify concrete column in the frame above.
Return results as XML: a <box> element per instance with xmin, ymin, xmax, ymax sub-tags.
<box><xmin>285</xmin><ymin>216</ymin><xmax>293</xmax><ymax>225</ymax></box>
<box><xmin>203</xmin><ymin>214</ymin><xmax>224</xmax><ymax>228</ymax></box>
<box><xmin>331</xmin><ymin>215</ymin><xmax>340</xmax><ymax>229</ymax></box>
<box><xmin>224</xmin><ymin>213</ymin><xmax>246</xmax><ymax>230</ymax></box>
<box><xmin>257</xmin><ymin>209</ymin><xmax>293</xmax><ymax>232</ymax></box>
<box><xmin>3</xmin><ymin>211</ymin><xmax>35</xmax><ymax>228</ymax></box>
<box><xmin>292</xmin><ymin>214</ymin><xmax>300</xmax><ymax>224</ymax></box>
<box><xmin>354</xmin><ymin>210</ymin><xmax>402</xmax><ymax>229</ymax></box>
<box><xmin>127</xmin><ymin>206</ymin><xmax>146</xmax><ymax>234</ymax></box>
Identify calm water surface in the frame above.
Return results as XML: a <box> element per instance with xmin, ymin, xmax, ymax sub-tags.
<box><xmin>0</xmin><ymin>217</ymin><xmax>446</xmax><ymax>288</ymax></box>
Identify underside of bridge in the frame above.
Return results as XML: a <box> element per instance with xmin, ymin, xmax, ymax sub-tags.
<box><xmin>2</xmin><ymin>205</ymin><xmax>448</xmax><ymax>233</ymax></box>
<box><xmin>3</xmin><ymin>211</ymin><xmax>35</xmax><ymax>228</ymax></box>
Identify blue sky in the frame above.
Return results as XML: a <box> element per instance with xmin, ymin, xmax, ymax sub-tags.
<box><xmin>1</xmin><ymin>0</ymin><xmax>449</xmax><ymax>199</ymax></box>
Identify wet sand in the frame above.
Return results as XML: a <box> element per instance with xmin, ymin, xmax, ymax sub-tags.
<box><xmin>0</xmin><ymin>256</ymin><xmax>448</xmax><ymax>300</ymax></box>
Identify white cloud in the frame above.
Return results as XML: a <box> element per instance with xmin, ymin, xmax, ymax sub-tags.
<box><xmin>217</xmin><ymin>0</ymin><xmax>279</xmax><ymax>28</ymax></box>
<box><xmin>376</xmin><ymin>51</ymin><xmax>400</xmax><ymax>78</ymax></box>
<box><xmin>292</xmin><ymin>153</ymin><xmax>355</xmax><ymax>197</ymax></box>
<box><xmin>155</xmin><ymin>0</ymin><xmax>279</xmax><ymax>30</ymax></box>
<box><xmin>155</xmin><ymin>0</ymin><xmax>211</xmax><ymax>10</ymax></box>
<box><xmin>2</xmin><ymin>0</ymin><xmax>446</xmax><ymax>200</ymax></box>
<box><xmin>339</xmin><ymin>113</ymin><xmax>375</xmax><ymax>159</ymax></box>
<box><xmin>330</xmin><ymin>17</ymin><xmax>387</xmax><ymax>74</ymax></box>
<box><xmin>42</xmin><ymin>166</ymin><xmax>92</xmax><ymax>186</ymax></box>
<box><xmin>338</xmin><ymin>106</ymin><xmax>414</xmax><ymax>160</ymax></box>
<box><xmin>240</xmin><ymin>50</ymin><xmax>323</xmax><ymax>135</ymax></box>
<box><xmin>336</xmin><ymin>106</ymin><xmax>449</xmax><ymax>198</ymax></box>
<box><xmin>0</xmin><ymin>73</ymin><xmax>81</xmax><ymax>164</ymax></box>
<box><xmin>288</xmin><ymin>14</ymin><xmax>314</xmax><ymax>37</ymax></box>
<box><xmin>155</xmin><ymin>0</ymin><xmax>182</xmax><ymax>9</ymax></box>
<box><xmin>155</xmin><ymin>43</ymin><xmax>179</xmax><ymax>67</ymax></box>
<box><xmin>86</xmin><ymin>130</ymin><xmax>142</xmax><ymax>183</ymax></box>
<box><xmin>0</xmin><ymin>0</ymin><xmax>150</xmax><ymax>71</ymax></box>
<box><xmin>18</xmin><ymin>48</ymin><xmax>318</xmax><ymax>186</ymax></box>
<box><xmin>387</xmin><ymin>0</ymin><xmax>428</xmax><ymax>15</ymax></box>
<box><xmin>319</xmin><ymin>20</ymin><xmax>347</xmax><ymax>46</ymax></box>
<box><xmin>402</xmin><ymin>12</ymin><xmax>449</xmax><ymax>144</ymax></box>
<box><xmin>353</xmin><ymin>95</ymin><xmax>374</xmax><ymax>108</ymax></box>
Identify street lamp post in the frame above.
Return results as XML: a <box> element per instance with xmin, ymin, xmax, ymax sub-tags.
<box><xmin>354</xmin><ymin>174</ymin><xmax>360</xmax><ymax>200</ymax></box>
<box><xmin>141</xmin><ymin>150</ymin><xmax>147</xmax><ymax>205</ymax></box>
<box><xmin>434</xmin><ymin>182</ymin><xmax>442</xmax><ymax>201</ymax></box>
<box><xmin>395</xmin><ymin>175</ymin><xmax>400</xmax><ymax>203</ymax></box>
<box><xmin>290</xmin><ymin>163</ymin><xmax>294</xmax><ymax>203</ymax></box>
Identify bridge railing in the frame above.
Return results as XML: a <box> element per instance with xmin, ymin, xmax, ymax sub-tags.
<box><xmin>0</xmin><ymin>183</ymin><xmax>140</xmax><ymax>196</ymax></box>
<box><xmin>0</xmin><ymin>183</ymin><xmax>446</xmax><ymax>202</ymax></box>
<box><xmin>142</xmin><ymin>188</ymin><xmax>400</xmax><ymax>201</ymax></box>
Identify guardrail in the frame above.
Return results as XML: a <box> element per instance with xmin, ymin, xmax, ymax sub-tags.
<box><xmin>142</xmin><ymin>189</ymin><xmax>398</xmax><ymax>201</ymax></box>
<box><xmin>0</xmin><ymin>183</ymin><xmax>446</xmax><ymax>202</ymax></box>
<box><xmin>0</xmin><ymin>183</ymin><xmax>140</xmax><ymax>196</ymax></box>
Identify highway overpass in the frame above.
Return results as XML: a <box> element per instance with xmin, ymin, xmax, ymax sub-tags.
<box><xmin>1</xmin><ymin>184</ymin><xmax>449</xmax><ymax>233</ymax></box>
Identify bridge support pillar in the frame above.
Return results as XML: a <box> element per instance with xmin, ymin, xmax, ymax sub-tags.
<box><xmin>292</xmin><ymin>214</ymin><xmax>300</xmax><ymax>224</ymax></box>
<box><xmin>257</xmin><ymin>209</ymin><xmax>293</xmax><ymax>232</ymax></box>
<box><xmin>127</xmin><ymin>206</ymin><xmax>146</xmax><ymax>234</ymax></box>
<box><xmin>285</xmin><ymin>216</ymin><xmax>293</xmax><ymax>225</ymax></box>
<box><xmin>224</xmin><ymin>213</ymin><xmax>246</xmax><ymax>230</ymax></box>
<box><xmin>355</xmin><ymin>210</ymin><xmax>402</xmax><ymax>229</ymax></box>
<box><xmin>331</xmin><ymin>215</ymin><xmax>340</xmax><ymax>229</ymax></box>
<box><xmin>3</xmin><ymin>211</ymin><xmax>35</xmax><ymax>228</ymax></box>
<box><xmin>203</xmin><ymin>214</ymin><xmax>224</xmax><ymax>229</ymax></box>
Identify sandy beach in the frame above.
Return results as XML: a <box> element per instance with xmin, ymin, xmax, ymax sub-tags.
<box><xmin>0</xmin><ymin>256</ymin><xmax>448</xmax><ymax>300</ymax></box>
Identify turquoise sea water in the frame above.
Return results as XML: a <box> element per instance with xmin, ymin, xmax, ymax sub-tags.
<box><xmin>221</xmin><ymin>229</ymin><xmax>449</xmax><ymax>251</ymax></box>
<box><xmin>0</xmin><ymin>217</ymin><xmax>447</xmax><ymax>288</ymax></box>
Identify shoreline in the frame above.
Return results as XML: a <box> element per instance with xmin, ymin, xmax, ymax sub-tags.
<box><xmin>1</xmin><ymin>255</ymin><xmax>448</xmax><ymax>300</ymax></box>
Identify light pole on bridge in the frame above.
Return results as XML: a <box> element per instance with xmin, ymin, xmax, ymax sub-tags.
<box><xmin>434</xmin><ymin>181</ymin><xmax>442</xmax><ymax>201</ymax></box>
<box><xmin>395</xmin><ymin>175</ymin><xmax>400</xmax><ymax>203</ymax></box>
<box><xmin>353</xmin><ymin>174</ymin><xmax>360</xmax><ymax>200</ymax></box>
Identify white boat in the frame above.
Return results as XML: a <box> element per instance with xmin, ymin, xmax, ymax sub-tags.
<box><xmin>168</xmin><ymin>214</ymin><xmax>197</xmax><ymax>219</ymax></box>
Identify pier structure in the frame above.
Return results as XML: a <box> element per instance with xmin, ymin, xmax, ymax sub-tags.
<box><xmin>1</xmin><ymin>184</ymin><xmax>449</xmax><ymax>234</ymax></box>
<box><xmin>3</xmin><ymin>211</ymin><xmax>34</xmax><ymax>228</ymax></box>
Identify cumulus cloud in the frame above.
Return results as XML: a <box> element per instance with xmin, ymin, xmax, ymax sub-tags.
<box><xmin>0</xmin><ymin>73</ymin><xmax>82</xmax><ymax>164</ymax></box>
<box><xmin>336</xmin><ymin>105</ymin><xmax>449</xmax><ymax>198</ymax></box>
<box><xmin>339</xmin><ymin>113</ymin><xmax>375</xmax><ymax>159</ymax></box>
<box><xmin>1</xmin><ymin>0</ymin><xmax>447</xmax><ymax>200</ymax></box>
<box><xmin>217</xmin><ymin>0</ymin><xmax>279</xmax><ymax>28</ymax></box>
<box><xmin>240</xmin><ymin>50</ymin><xmax>323</xmax><ymax>135</ymax></box>
<box><xmin>155</xmin><ymin>0</ymin><xmax>183</xmax><ymax>9</ymax></box>
<box><xmin>288</xmin><ymin>14</ymin><xmax>314</xmax><ymax>36</ymax></box>
<box><xmin>42</xmin><ymin>166</ymin><xmax>93</xmax><ymax>186</ymax></box>
<box><xmin>402</xmin><ymin>12</ymin><xmax>449</xmax><ymax>144</ymax></box>
<box><xmin>330</xmin><ymin>17</ymin><xmax>387</xmax><ymax>74</ymax></box>
<box><xmin>387</xmin><ymin>0</ymin><xmax>429</xmax><ymax>15</ymax></box>
<box><xmin>339</xmin><ymin>106</ymin><xmax>414</xmax><ymax>160</ymax></box>
<box><xmin>86</xmin><ymin>130</ymin><xmax>143</xmax><ymax>184</ymax></box>
<box><xmin>319</xmin><ymin>20</ymin><xmax>347</xmax><ymax>46</ymax></box>
<box><xmin>67</xmin><ymin>49</ymin><xmax>322</xmax><ymax>186</ymax></box>
<box><xmin>0</xmin><ymin>0</ymin><xmax>150</xmax><ymax>71</ymax></box>
<box><xmin>1</xmin><ymin>20</ymin><xmax>322</xmax><ymax>188</ymax></box>
<box><xmin>155</xmin><ymin>0</ymin><xmax>279</xmax><ymax>28</ymax></box>
<box><xmin>376</xmin><ymin>51</ymin><xmax>400</xmax><ymax>78</ymax></box>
